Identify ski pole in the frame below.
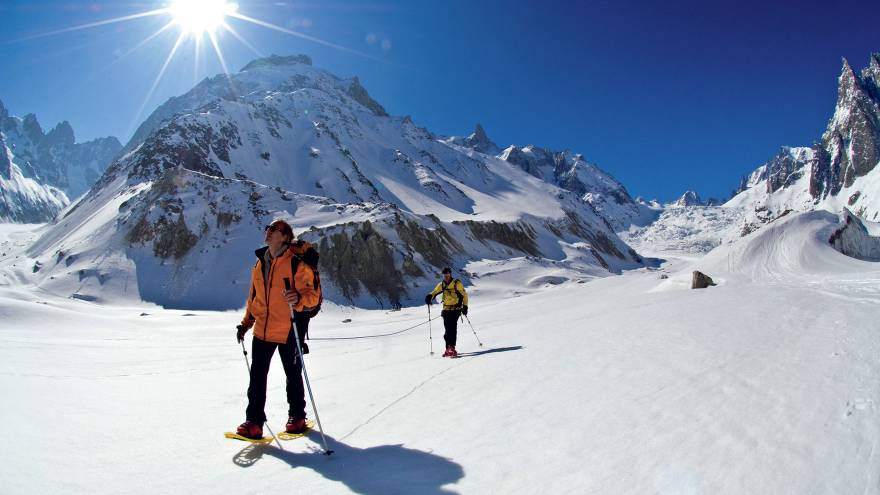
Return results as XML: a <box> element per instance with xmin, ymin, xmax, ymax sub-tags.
<box><xmin>239</xmin><ymin>338</ymin><xmax>282</xmax><ymax>449</ymax></box>
<box><xmin>284</xmin><ymin>278</ymin><xmax>334</xmax><ymax>456</ymax></box>
<box><xmin>427</xmin><ymin>302</ymin><xmax>434</xmax><ymax>355</ymax></box>
<box><xmin>463</xmin><ymin>314</ymin><xmax>483</xmax><ymax>347</ymax></box>
<box><xmin>239</xmin><ymin>339</ymin><xmax>251</xmax><ymax>373</ymax></box>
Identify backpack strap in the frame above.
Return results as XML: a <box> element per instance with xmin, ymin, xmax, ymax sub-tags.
<box><xmin>441</xmin><ymin>278</ymin><xmax>464</xmax><ymax>308</ymax></box>
<box><xmin>289</xmin><ymin>255</ymin><xmax>302</xmax><ymax>294</ymax></box>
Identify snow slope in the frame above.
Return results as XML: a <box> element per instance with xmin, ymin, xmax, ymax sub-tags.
<box><xmin>1</xmin><ymin>211</ymin><xmax>878</xmax><ymax>494</ymax></box>
<box><xmin>620</xmin><ymin>206</ymin><xmax>748</xmax><ymax>259</ymax></box>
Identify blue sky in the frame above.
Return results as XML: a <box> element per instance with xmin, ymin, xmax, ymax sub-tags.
<box><xmin>1</xmin><ymin>0</ymin><xmax>878</xmax><ymax>202</ymax></box>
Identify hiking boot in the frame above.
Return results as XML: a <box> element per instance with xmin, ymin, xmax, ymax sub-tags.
<box><xmin>286</xmin><ymin>417</ymin><xmax>308</xmax><ymax>434</ymax></box>
<box><xmin>448</xmin><ymin>346</ymin><xmax>458</xmax><ymax>358</ymax></box>
<box><xmin>442</xmin><ymin>346</ymin><xmax>453</xmax><ymax>357</ymax></box>
<box><xmin>236</xmin><ymin>420</ymin><xmax>263</xmax><ymax>439</ymax></box>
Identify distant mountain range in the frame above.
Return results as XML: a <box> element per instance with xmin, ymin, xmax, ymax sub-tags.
<box><xmin>9</xmin><ymin>50</ymin><xmax>880</xmax><ymax>309</ymax></box>
<box><xmin>25</xmin><ymin>54</ymin><xmax>644</xmax><ymax>309</ymax></box>
<box><xmin>0</xmin><ymin>99</ymin><xmax>120</xmax><ymax>222</ymax></box>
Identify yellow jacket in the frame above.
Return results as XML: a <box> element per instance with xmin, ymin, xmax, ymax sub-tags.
<box><xmin>429</xmin><ymin>278</ymin><xmax>468</xmax><ymax>310</ymax></box>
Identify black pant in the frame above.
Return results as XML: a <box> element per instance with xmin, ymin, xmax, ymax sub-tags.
<box><xmin>441</xmin><ymin>309</ymin><xmax>461</xmax><ymax>347</ymax></box>
<box><xmin>245</xmin><ymin>314</ymin><xmax>310</xmax><ymax>423</ymax></box>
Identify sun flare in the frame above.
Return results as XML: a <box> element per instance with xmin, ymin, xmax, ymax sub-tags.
<box><xmin>169</xmin><ymin>0</ymin><xmax>238</xmax><ymax>36</ymax></box>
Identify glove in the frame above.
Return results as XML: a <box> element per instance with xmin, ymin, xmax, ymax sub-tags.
<box><xmin>424</xmin><ymin>294</ymin><xmax>432</xmax><ymax>305</ymax></box>
<box><xmin>236</xmin><ymin>324</ymin><xmax>249</xmax><ymax>343</ymax></box>
<box><xmin>462</xmin><ymin>305</ymin><xmax>468</xmax><ymax>316</ymax></box>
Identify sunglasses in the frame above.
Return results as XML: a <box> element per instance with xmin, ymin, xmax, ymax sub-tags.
<box><xmin>265</xmin><ymin>224</ymin><xmax>280</xmax><ymax>233</ymax></box>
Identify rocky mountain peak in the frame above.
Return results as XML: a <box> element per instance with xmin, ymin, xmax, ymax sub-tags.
<box><xmin>45</xmin><ymin>121</ymin><xmax>75</xmax><ymax>147</ymax></box>
<box><xmin>21</xmin><ymin>113</ymin><xmax>44</xmax><ymax>143</ymax></box>
<box><xmin>0</xmin><ymin>98</ymin><xmax>7</xmax><ymax>120</ymax></box>
<box><xmin>463</xmin><ymin>123</ymin><xmax>498</xmax><ymax>154</ymax></box>
<box><xmin>240</xmin><ymin>54</ymin><xmax>313</xmax><ymax>72</ymax></box>
<box><xmin>671</xmin><ymin>190</ymin><xmax>704</xmax><ymax>207</ymax></box>
<box><xmin>730</xmin><ymin>52</ymin><xmax>880</xmax><ymax>222</ymax></box>
<box><xmin>861</xmin><ymin>53</ymin><xmax>880</xmax><ymax>100</ymax></box>
<box><xmin>836</xmin><ymin>57</ymin><xmax>864</xmax><ymax>103</ymax></box>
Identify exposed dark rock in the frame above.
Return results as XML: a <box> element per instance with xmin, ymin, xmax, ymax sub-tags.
<box><xmin>347</xmin><ymin>76</ymin><xmax>388</xmax><ymax>117</ymax></box>
<box><xmin>765</xmin><ymin>148</ymin><xmax>808</xmax><ymax>193</ymax></box>
<box><xmin>151</xmin><ymin>213</ymin><xmax>199</xmax><ymax>259</ymax></box>
<box><xmin>394</xmin><ymin>218</ymin><xmax>462</xmax><ymax>268</ymax></box>
<box><xmin>0</xmin><ymin>134</ymin><xmax>10</xmax><ymax>180</ymax></box>
<box><xmin>562</xmin><ymin>210</ymin><xmax>627</xmax><ymax>260</ymax></box>
<box><xmin>811</xmin><ymin>57</ymin><xmax>880</xmax><ymax>199</ymax></box>
<box><xmin>241</xmin><ymin>54</ymin><xmax>312</xmax><ymax>71</ymax></box>
<box><xmin>453</xmin><ymin>219</ymin><xmax>541</xmax><ymax>256</ymax></box>
<box><xmin>829</xmin><ymin>209</ymin><xmax>880</xmax><ymax>261</ymax></box>
<box><xmin>463</xmin><ymin>123</ymin><xmax>498</xmax><ymax>154</ymax></box>
<box><xmin>691</xmin><ymin>270</ymin><xmax>716</xmax><ymax>289</ymax></box>
<box><xmin>318</xmin><ymin>221</ymin><xmax>407</xmax><ymax>307</ymax></box>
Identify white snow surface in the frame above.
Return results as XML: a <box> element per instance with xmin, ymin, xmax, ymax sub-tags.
<box><xmin>2</xmin><ymin>210</ymin><xmax>878</xmax><ymax>494</ymax></box>
<box><xmin>620</xmin><ymin>206</ymin><xmax>748</xmax><ymax>259</ymax></box>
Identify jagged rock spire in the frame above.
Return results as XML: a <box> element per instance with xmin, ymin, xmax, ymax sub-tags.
<box><xmin>463</xmin><ymin>123</ymin><xmax>498</xmax><ymax>154</ymax></box>
<box><xmin>671</xmin><ymin>190</ymin><xmax>704</xmax><ymax>207</ymax></box>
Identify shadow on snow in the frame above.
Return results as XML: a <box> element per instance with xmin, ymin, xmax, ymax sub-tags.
<box><xmin>233</xmin><ymin>433</ymin><xmax>464</xmax><ymax>494</ymax></box>
<box><xmin>454</xmin><ymin>345</ymin><xmax>523</xmax><ymax>358</ymax></box>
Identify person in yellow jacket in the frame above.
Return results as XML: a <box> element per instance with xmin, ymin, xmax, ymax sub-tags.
<box><xmin>234</xmin><ymin>219</ymin><xmax>320</xmax><ymax>439</ymax></box>
<box><xmin>425</xmin><ymin>267</ymin><xmax>469</xmax><ymax>357</ymax></box>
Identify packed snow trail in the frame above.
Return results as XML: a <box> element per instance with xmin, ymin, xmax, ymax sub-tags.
<box><xmin>0</xmin><ymin>215</ymin><xmax>878</xmax><ymax>494</ymax></box>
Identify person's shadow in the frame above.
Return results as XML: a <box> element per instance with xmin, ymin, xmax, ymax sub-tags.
<box><xmin>455</xmin><ymin>345</ymin><xmax>523</xmax><ymax>358</ymax></box>
<box><xmin>233</xmin><ymin>433</ymin><xmax>464</xmax><ymax>494</ymax></box>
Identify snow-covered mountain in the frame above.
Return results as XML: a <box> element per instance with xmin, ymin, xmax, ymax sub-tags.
<box><xmin>666</xmin><ymin>190</ymin><xmax>723</xmax><ymax>208</ymax></box>
<box><xmin>28</xmin><ymin>54</ymin><xmax>643</xmax><ymax>309</ymax></box>
<box><xmin>0</xmin><ymin>134</ymin><xmax>68</xmax><ymax>222</ymax></box>
<box><xmin>728</xmin><ymin>53</ymin><xmax>880</xmax><ymax>223</ymax></box>
<box><xmin>0</xmin><ymin>98</ymin><xmax>121</xmax><ymax>200</ymax></box>
<box><xmin>491</xmin><ymin>142</ymin><xmax>658</xmax><ymax>230</ymax></box>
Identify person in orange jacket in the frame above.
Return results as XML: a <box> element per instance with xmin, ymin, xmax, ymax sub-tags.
<box><xmin>234</xmin><ymin>219</ymin><xmax>320</xmax><ymax>439</ymax></box>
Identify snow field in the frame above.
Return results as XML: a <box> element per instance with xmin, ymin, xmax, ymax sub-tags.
<box><xmin>1</xmin><ymin>213</ymin><xmax>879</xmax><ymax>494</ymax></box>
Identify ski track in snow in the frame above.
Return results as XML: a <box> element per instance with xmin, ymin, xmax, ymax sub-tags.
<box><xmin>339</xmin><ymin>360</ymin><xmax>470</xmax><ymax>442</ymax></box>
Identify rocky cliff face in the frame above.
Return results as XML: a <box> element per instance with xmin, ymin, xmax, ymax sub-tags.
<box><xmin>28</xmin><ymin>54</ymin><xmax>643</xmax><ymax>309</ymax></box>
<box><xmin>728</xmin><ymin>53</ymin><xmax>880</xmax><ymax>223</ymax></box>
<box><xmin>815</xmin><ymin>56</ymin><xmax>880</xmax><ymax>197</ymax></box>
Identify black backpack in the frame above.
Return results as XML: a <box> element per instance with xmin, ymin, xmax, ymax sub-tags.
<box><xmin>290</xmin><ymin>241</ymin><xmax>323</xmax><ymax>318</ymax></box>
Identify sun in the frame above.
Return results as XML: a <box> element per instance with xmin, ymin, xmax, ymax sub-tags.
<box><xmin>169</xmin><ymin>0</ymin><xmax>238</xmax><ymax>37</ymax></box>
<box><xmin>24</xmin><ymin>0</ymin><xmax>376</xmax><ymax>135</ymax></box>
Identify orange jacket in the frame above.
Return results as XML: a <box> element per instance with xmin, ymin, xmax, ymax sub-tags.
<box><xmin>240</xmin><ymin>244</ymin><xmax>320</xmax><ymax>344</ymax></box>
